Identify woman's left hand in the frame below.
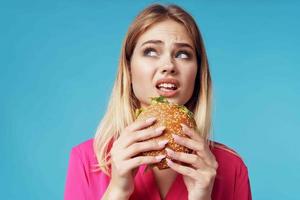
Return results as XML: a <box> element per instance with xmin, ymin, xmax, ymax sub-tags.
<box><xmin>165</xmin><ymin>123</ymin><xmax>218</xmax><ymax>200</ymax></box>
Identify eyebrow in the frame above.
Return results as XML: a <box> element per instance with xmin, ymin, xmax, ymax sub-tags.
<box><xmin>141</xmin><ymin>40</ymin><xmax>194</xmax><ymax>50</ymax></box>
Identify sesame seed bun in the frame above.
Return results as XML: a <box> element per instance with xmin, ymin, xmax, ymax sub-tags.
<box><xmin>135</xmin><ymin>96</ymin><xmax>197</xmax><ymax>170</ymax></box>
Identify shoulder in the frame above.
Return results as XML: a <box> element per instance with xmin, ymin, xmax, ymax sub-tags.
<box><xmin>210</xmin><ymin>141</ymin><xmax>252</xmax><ymax>198</ymax></box>
<box><xmin>72</xmin><ymin>138</ymin><xmax>94</xmax><ymax>153</ymax></box>
<box><xmin>210</xmin><ymin>141</ymin><xmax>248</xmax><ymax>171</ymax></box>
<box><xmin>211</xmin><ymin>141</ymin><xmax>242</xmax><ymax>159</ymax></box>
<box><xmin>65</xmin><ymin>138</ymin><xmax>110</xmax><ymax>199</ymax></box>
<box><xmin>69</xmin><ymin>138</ymin><xmax>97</xmax><ymax>165</ymax></box>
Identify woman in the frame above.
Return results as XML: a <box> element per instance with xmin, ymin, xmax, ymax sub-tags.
<box><xmin>65</xmin><ymin>4</ymin><xmax>252</xmax><ymax>200</ymax></box>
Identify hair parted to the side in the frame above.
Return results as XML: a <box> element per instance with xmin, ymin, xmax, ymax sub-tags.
<box><xmin>93</xmin><ymin>4</ymin><xmax>213</xmax><ymax>176</ymax></box>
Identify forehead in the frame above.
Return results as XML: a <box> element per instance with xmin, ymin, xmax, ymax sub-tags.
<box><xmin>136</xmin><ymin>19</ymin><xmax>193</xmax><ymax>46</ymax></box>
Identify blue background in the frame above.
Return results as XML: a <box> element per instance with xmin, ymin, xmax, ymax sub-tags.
<box><xmin>1</xmin><ymin>0</ymin><xmax>299</xmax><ymax>199</ymax></box>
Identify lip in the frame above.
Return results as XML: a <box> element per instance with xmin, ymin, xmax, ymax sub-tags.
<box><xmin>155</xmin><ymin>78</ymin><xmax>180</xmax><ymax>88</ymax></box>
<box><xmin>156</xmin><ymin>87</ymin><xmax>179</xmax><ymax>97</ymax></box>
<box><xmin>155</xmin><ymin>77</ymin><xmax>180</xmax><ymax>97</ymax></box>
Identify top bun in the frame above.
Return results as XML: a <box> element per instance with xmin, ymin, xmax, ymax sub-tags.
<box><xmin>135</xmin><ymin>96</ymin><xmax>197</xmax><ymax>169</ymax></box>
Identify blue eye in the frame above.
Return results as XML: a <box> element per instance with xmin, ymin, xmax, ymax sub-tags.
<box><xmin>143</xmin><ymin>48</ymin><xmax>158</xmax><ymax>57</ymax></box>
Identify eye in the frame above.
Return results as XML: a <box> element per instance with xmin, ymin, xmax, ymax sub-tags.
<box><xmin>175</xmin><ymin>50</ymin><xmax>191</xmax><ymax>59</ymax></box>
<box><xmin>143</xmin><ymin>47</ymin><xmax>158</xmax><ymax>57</ymax></box>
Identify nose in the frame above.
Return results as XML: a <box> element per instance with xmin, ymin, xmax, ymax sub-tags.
<box><xmin>159</xmin><ymin>55</ymin><xmax>177</xmax><ymax>75</ymax></box>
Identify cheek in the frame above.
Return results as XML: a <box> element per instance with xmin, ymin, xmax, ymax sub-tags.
<box><xmin>130</xmin><ymin>55</ymin><xmax>156</xmax><ymax>99</ymax></box>
<box><xmin>131</xmin><ymin>59</ymin><xmax>153</xmax><ymax>84</ymax></box>
<box><xmin>183</xmin><ymin>65</ymin><xmax>197</xmax><ymax>84</ymax></box>
<box><xmin>181</xmin><ymin>65</ymin><xmax>198</xmax><ymax>95</ymax></box>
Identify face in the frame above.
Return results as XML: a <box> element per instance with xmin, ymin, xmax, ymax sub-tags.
<box><xmin>130</xmin><ymin>19</ymin><xmax>198</xmax><ymax>108</ymax></box>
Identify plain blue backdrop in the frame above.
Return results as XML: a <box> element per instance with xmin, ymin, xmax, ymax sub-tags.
<box><xmin>1</xmin><ymin>0</ymin><xmax>299</xmax><ymax>199</ymax></box>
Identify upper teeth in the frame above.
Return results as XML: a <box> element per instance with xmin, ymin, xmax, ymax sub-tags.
<box><xmin>158</xmin><ymin>83</ymin><xmax>176</xmax><ymax>89</ymax></box>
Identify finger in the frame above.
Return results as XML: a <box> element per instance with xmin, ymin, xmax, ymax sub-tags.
<box><xmin>166</xmin><ymin>158</ymin><xmax>197</xmax><ymax>178</ymax></box>
<box><xmin>180</xmin><ymin>123</ymin><xmax>205</xmax><ymax>143</ymax></box>
<box><xmin>125</xmin><ymin>139</ymin><xmax>168</xmax><ymax>158</ymax></box>
<box><xmin>172</xmin><ymin>134</ymin><xmax>216</xmax><ymax>167</ymax></box>
<box><xmin>119</xmin><ymin>117</ymin><xmax>157</xmax><ymax>147</ymax></box>
<box><xmin>123</xmin><ymin>126</ymin><xmax>166</xmax><ymax>147</ymax></box>
<box><xmin>125</xmin><ymin>154</ymin><xmax>166</xmax><ymax>170</ymax></box>
<box><xmin>136</xmin><ymin>126</ymin><xmax>166</xmax><ymax>141</ymax></box>
<box><xmin>165</xmin><ymin>148</ymin><xmax>207</xmax><ymax>169</ymax></box>
<box><xmin>172</xmin><ymin>133</ymin><xmax>204</xmax><ymax>152</ymax></box>
<box><xmin>127</xmin><ymin>117</ymin><xmax>157</xmax><ymax>132</ymax></box>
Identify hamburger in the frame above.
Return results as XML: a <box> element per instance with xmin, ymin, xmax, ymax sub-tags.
<box><xmin>135</xmin><ymin>96</ymin><xmax>197</xmax><ymax>170</ymax></box>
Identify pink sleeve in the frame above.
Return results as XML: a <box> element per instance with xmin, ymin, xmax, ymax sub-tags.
<box><xmin>64</xmin><ymin>147</ymin><xmax>91</xmax><ymax>200</ymax></box>
<box><xmin>234</xmin><ymin>163</ymin><xmax>252</xmax><ymax>200</ymax></box>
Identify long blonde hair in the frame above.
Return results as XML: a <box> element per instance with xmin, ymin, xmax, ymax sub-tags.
<box><xmin>93</xmin><ymin>4</ymin><xmax>213</xmax><ymax>176</ymax></box>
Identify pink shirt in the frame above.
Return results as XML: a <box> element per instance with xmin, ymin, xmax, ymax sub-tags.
<box><xmin>64</xmin><ymin>139</ymin><xmax>252</xmax><ymax>200</ymax></box>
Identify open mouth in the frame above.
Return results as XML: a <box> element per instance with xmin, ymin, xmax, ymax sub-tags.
<box><xmin>156</xmin><ymin>83</ymin><xmax>178</xmax><ymax>91</ymax></box>
<box><xmin>155</xmin><ymin>82</ymin><xmax>179</xmax><ymax>97</ymax></box>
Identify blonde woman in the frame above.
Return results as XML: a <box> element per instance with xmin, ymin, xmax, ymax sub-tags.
<box><xmin>65</xmin><ymin>4</ymin><xmax>252</xmax><ymax>200</ymax></box>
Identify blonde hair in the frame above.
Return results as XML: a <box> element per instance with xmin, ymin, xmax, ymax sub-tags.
<box><xmin>93</xmin><ymin>4</ymin><xmax>213</xmax><ymax>176</ymax></box>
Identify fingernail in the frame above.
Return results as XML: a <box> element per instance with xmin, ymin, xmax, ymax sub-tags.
<box><xmin>180</xmin><ymin>123</ymin><xmax>188</xmax><ymax>130</ymax></box>
<box><xmin>155</xmin><ymin>126</ymin><xmax>166</xmax><ymax>134</ymax></box>
<box><xmin>172</xmin><ymin>134</ymin><xmax>180</xmax><ymax>140</ymax></box>
<box><xmin>180</xmin><ymin>123</ymin><xmax>191</xmax><ymax>136</ymax></box>
<box><xmin>155</xmin><ymin>154</ymin><xmax>166</xmax><ymax>161</ymax></box>
<box><xmin>165</xmin><ymin>148</ymin><xmax>174</xmax><ymax>155</ymax></box>
<box><xmin>166</xmin><ymin>158</ymin><xmax>173</xmax><ymax>165</ymax></box>
<box><xmin>146</xmin><ymin>117</ymin><xmax>156</xmax><ymax>123</ymax></box>
<box><xmin>158</xmin><ymin>139</ymin><xmax>168</xmax><ymax>147</ymax></box>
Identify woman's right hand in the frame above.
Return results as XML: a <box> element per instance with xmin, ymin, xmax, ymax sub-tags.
<box><xmin>109</xmin><ymin>117</ymin><xmax>168</xmax><ymax>197</ymax></box>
